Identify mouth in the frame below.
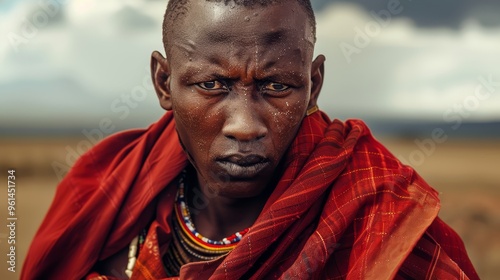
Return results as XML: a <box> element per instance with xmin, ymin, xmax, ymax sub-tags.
<box><xmin>216</xmin><ymin>154</ymin><xmax>270</xmax><ymax>179</ymax></box>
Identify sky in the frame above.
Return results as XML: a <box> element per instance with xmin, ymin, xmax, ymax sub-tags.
<box><xmin>0</xmin><ymin>0</ymin><xmax>499</xmax><ymax>134</ymax></box>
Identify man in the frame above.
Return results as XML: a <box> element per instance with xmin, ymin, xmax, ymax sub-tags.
<box><xmin>22</xmin><ymin>0</ymin><xmax>478</xmax><ymax>279</ymax></box>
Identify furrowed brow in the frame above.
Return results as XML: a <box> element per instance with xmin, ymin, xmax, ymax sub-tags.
<box><xmin>260</xmin><ymin>29</ymin><xmax>287</xmax><ymax>45</ymax></box>
<box><xmin>203</xmin><ymin>29</ymin><xmax>288</xmax><ymax>46</ymax></box>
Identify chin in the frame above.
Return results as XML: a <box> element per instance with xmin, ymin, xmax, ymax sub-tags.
<box><xmin>213</xmin><ymin>180</ymin><xmax>270</xmax><ymax>199</ymax></box>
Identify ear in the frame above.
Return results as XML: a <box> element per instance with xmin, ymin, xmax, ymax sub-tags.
<box><xmin>151</xmin><ymin>51</ymin><xmax>172</xmax><ymax>110</ymax></box>
<box><xmin>308</xmin><ymin>54</ymin><xmax>325</xmax><ymax>110</ymax></box>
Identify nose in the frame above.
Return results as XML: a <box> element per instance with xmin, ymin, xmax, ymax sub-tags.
<box><xmin>222</xmin><ymin>100</ymin><xmax>268</xmax><ymax>142</ymax></box>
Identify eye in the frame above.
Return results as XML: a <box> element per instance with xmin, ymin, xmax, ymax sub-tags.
<box><xmin>263</xmin><ymin>82</ymin><xmax>290</xmax><ymax>92</ymax></box>
<box><xmin>197</xmin><ymin>80</ymin><xmax>227</xmax><ymax>90</ymax></box>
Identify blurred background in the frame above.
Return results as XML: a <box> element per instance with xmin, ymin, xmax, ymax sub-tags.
<box><xmin>1</xmin><ymin>0</ymin><xmax>499</xmax><ymax>279</ymax></box>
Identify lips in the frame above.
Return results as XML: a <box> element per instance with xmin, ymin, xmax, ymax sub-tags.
<box><xmin>216</xmin><ymin>154</ymin><xmax>270</xmax><ymax>178</ymax></box>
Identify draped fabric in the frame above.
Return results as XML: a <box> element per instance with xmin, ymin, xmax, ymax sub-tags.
<box><xmin>22</xmin><ymin>111</ymin><xmax>478</xmax><ymax>280</ymax></box>
<box><xmin>22</xmin><ymin>112</ymin><xmax>187</xmax><ymax>279</ymax></box>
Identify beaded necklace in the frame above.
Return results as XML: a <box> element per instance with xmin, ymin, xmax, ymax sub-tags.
<box><xmin>125</xmin><ymin>228</ymin><xmax>147</xmax><ymax>278</ymax></box>
<box><xmin>164</xmin><ymin>170</ymin><xmax>250</xmax><ymax>276</ymax></box>
<box><xmin>177</xmin><ymin>172</ymin><xmax>249</xmax><ymax>246</ymax></box>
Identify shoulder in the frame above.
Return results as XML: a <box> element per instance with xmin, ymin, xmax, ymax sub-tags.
<box><xmin>68</xmin><ymin>112</ymin><xmax>176</xmax><ymax>178</ymax></box>
<box><xmin>338</xmin><ymin>119</ymin><xmax>414</xmax><ymax>185</ymax></box>
<box><xmin>328</xmin><ymin>119</ymin><xmax>440</xmax><ymax>207</ymax></box>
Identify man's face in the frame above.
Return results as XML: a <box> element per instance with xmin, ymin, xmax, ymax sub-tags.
<box><xmin>157</xmin><ymin>1</ymin><xmax>323</xmax><ymax>198</ymax></box>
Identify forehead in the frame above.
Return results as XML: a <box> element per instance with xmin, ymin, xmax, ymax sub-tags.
<box><xmin>168</xmin><ymin>0</ymin><xmax>314</xmax><ymax>59</ymax></box>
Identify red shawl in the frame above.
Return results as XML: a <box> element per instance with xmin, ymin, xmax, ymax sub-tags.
<box><xmin>22</xmin><ymin>111</ymin><xmax>478</xmax><ymax>279</ymax></box>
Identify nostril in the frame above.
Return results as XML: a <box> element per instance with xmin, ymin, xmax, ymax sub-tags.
<box><xmin>222</xmin><ymin>122</ymin><xmax>267</xmax><ymax>142</ymax></box>
<box><xmin>223</xmin><ymin>131</ymin><xmax>267</xmax><ymax>142</ymax></box>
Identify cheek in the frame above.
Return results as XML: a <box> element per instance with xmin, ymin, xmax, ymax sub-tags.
<box><xmin>270</xmin><ymin>99</ymin><xmax>307</xmax><ymax>148</ymax></box>
<box><xmin>273</xmin><ymin>99</ymin><xmax>307</xmax><ymax>130</ymax></box>
<box><xmin>172</xmin><ymin>96</ymin><xmax>211</xmax><ymax>156</ymax></box>
<box><xmin>172</xmin><ymin>90</ymin><xmax>197</xmax><ymax>128</ymax></box>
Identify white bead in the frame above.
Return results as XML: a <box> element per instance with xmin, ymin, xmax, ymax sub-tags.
<box><xmin>127</xmin><ymin>257</ymin><xmax>137</xmax><ymax>270</ymax></box>
<box><xmin>128</xmin><ymin>245</ymin><xmax>137</xmax><ymax>258</ymax></box>
<box><xmin>125</xmin><ymin>236</ymin><xmax>139</xmax><ymax>277</ymax></box>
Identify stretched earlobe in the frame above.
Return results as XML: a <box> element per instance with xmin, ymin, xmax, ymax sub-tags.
<box><xmin>308</xmin><ymin>54</ymin><xmax>325</xmax><ymax>112</ymax></box>
<box><xmin>151</xmin><ymin>51</ymin><xmax>173</xmax><ymax>110</ymax></box>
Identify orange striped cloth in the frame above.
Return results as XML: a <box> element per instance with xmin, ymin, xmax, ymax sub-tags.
<box><xmin>22</xmin><ymin>111</ymin><xmax>478</xmax><ymax>279</ymax></box>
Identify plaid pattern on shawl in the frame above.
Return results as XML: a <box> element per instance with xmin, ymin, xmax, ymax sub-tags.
<box><xmin>22</xmin><ymin>111</ymin><xmax>478</xmax><ymax>279</ymax></box>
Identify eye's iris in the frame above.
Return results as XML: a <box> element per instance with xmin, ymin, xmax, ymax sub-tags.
<box><xmin>265</xmin><ymin>82</ymin><xmax>289</xmax><ymax>91</ymax></box>
<box><xmin>198</xmin><ymin>80</ymin><xmax>226</xmax><ymax>91</ymax></box>
<box><xmin>202</xmin><ymin>81</ymin><xmax>217</xmax><ymax>89</ymax></box>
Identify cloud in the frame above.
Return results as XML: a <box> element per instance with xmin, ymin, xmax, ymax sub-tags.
<box><xmin>0</xmin><ymin>1</ymin><xmax>499</xmax><ymax>132</ymax></box>
<box><xmin>0</xmin><ymin>0</ymin><xmax>166</xmax><ymax>129</ymax></box>
<box><xmin>314</xmin><ymin>0</ymin><xmax>500</xmax><ymax>29</ymax></box>
<box><xmin>315</xmin><ymin>3</ymin><xmax>500</xmax><ymax>121</ymax></box>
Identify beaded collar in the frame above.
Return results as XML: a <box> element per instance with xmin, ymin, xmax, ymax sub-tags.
<box><xmin>164</xmin><ymin>170</ymin><xmax>250</xmax><ymax>276</ymax></box>
<box><xmin>176</xmin><ymin>171</ymin><xmax>249</xmax><ymax>247</ymax></box>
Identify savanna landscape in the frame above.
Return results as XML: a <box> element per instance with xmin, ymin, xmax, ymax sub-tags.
<box><xmin>1</xmin><ymin>136</ymin><xmax>499</xmax><ymax>279</ymax></box>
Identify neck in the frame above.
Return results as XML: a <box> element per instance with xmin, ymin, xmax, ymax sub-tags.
<box><xmin>186</xmin><ymin>169</ymin><xmax>274</xmax><ymax>241</ymax></box>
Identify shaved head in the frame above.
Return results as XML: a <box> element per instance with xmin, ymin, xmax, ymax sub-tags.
<box><xmin>162</xmin><ymin>0</ymin><xmax>316</xmax><ymax>57</ymax></box>
<box><xmin>150</xmin><ymin>0</ymin><xmax>325</xmax><ymax>201</ymax></box>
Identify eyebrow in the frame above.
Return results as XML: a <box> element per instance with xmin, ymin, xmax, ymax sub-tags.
<box><xmin>181</xmin><ymin>63</ymin><xmax>305</xmax><ymax>86</ymax></box>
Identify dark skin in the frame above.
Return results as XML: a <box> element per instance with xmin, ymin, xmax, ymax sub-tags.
<box><xmin>95</xmin><ymin>0</ymin><xmax>325</xmax><ymax>275</ymax></box>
